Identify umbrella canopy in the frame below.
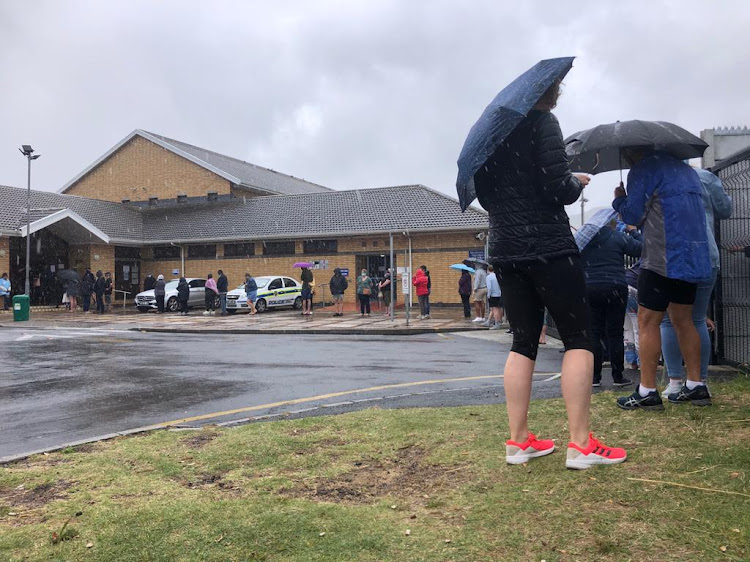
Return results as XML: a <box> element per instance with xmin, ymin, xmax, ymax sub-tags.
<box><xmin>450</xmin><ymin>263</ymin><xmax>476</xmax><ymax>273</ymax></box>
<box><xmin>574</xmin><ymin>208</ymin><xmax>618</xmax><ymax>251</ymax></box>
<box><xmin>463</xmin><ymin>257</ymin><xmax>489</xmax><ymax>267</ymax></box>
<box><xmin>57</xmin><ymin>269</ymin><xmax>80</xmax><ymax>282</ymax></box>
<box><xmin>565</xmin><ymin>120</ymin><xmax>708</xmax><ymax>175</ymax></box>
<box><xmin>456</xmin><ymin>56</ymin><xmax>575</xmax><ymax>210</ymax></box>
<box><xmin>292</xmin><ymin>262</ymin><xmax>312</xmax><ymax>268</ymax></box>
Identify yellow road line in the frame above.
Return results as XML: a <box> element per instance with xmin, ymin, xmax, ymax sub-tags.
<box><xmin>150</xmin><ymin>372</ymin><xmax>557</xmax><ymax>428</ymax></box>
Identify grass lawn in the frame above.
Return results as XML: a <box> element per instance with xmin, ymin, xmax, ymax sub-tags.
<box><xmin>1</xmin><ymin>376</ymin><xmax>749</xmax><ymax>561</ymax></box>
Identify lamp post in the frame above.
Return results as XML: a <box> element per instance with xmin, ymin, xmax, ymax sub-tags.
<box><xmin>580</xmin><ymin>195</ymin><xmax>588</xmax><ymax>227</ymax></box>
<box><xmin>19</xmin><ymin>145</ymin><xmax>41</xmax><ymax>296</ymax></box>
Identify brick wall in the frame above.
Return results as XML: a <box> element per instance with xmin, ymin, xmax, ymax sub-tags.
<box><xmin>0</xmin><ymin>237</ymin><xmax>9</xmax><ymax>278</ymax></box>
<box><xmin>63</xmin><ymin>135</ymin><xmax>232</xmax><ymax>202</ymax></box>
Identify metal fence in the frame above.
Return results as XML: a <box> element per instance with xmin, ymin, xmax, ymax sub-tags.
<box><xmin>713</xmin><ymin>148</ymin><xmax>750</xmax><ymax>368</ymax></box>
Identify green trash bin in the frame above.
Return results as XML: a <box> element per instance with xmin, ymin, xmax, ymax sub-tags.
<box><xmin>12</xmin><ymin>295</ymin><xmax>30</xmax><ymax>322</ymax></box>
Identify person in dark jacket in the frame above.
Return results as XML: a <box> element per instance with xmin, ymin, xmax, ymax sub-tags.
<box><xmin>80</xmin><ymin>268</ymin><xmax>95</xmax><ymax>313</ymax></box>
<box><xmin>143</xmin><ymin>273</ymin><xmax>156</xmax><ymax>292</ymax></box>
<box><xmin>93</xmin><ymin>270</ymin><xmax>106</xmax><ymax>314</ymax></box>
<box><xmin>217</xmin><ymin>270</ymin><xmax>229</xmax><ymax>316</ymax></box>
<box><xmin>581</xmin><ymin>222</ymin><xmax>643</xmax><ymax>388</ymax></box>
<box><xmin>473</xmin><ymin>80</ymin><xmax>625</xmax><ymax>468</ymax></box>
<box><xmin>177</xmin><ymin>277</ymin><xmax>190</xmax><ymax>315</ymax></box>
<box><xmin>458</xmin><ymin>270</ymin><xmax>472</xmax><ymax>318</ymax></box>
<box><xmin>300</xmin><ymin>267</ymin><xmax>314</xmax><ymax>316</ymax></box>
<box><xmin>329</xmin><ymin>268</ymin><xmax>349</xmax><ymax>317</ymax></box>
<box><xmin>154</xmin><ymin>274</ymin><xmax>166</xmax><ymax>313</ymax></box>
<box><xmin>104</xmin><ymin>272</ymin><xmax>113</xmax><ymax>312</ymax></box>
<box><xmin>378</xmin><ymin>269</ymin><xmax>392</xmax><ymax>316</ymax></box>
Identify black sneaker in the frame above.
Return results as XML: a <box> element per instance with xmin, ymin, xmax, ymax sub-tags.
<box><xmin>668</xmin><ymin>384</ymin><xmax>712</xmax><ymax>406</ymax></box>
<box><xmin>617</xmin><ymin>387</ymin><xmax>664</xmax><ymax>411</ymax></box>
<box><xmin>592</xmin><ymin>379</ymin><xmax>602</xmax><ymax>388</ymax></box>
<box><xmin>612</xmin><ymin>378</ymin><xmax>634</xmax><ymax>387</ymax></box>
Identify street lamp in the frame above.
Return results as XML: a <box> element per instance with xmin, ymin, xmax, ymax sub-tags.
<box><xmin>580</xmin><ymin>195</ymin><xmax>589</xmax><ymax>227</ymax></box>
<box><xmin>19</xmin><ymin>145</ymin><xmax>41</xmax><ymax>296</ymax></box>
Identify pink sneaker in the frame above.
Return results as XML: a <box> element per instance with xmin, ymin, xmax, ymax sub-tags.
<box><xmin>566</xmin><ymin>433</ymin><xmax>627</xmax><ymax>470</ymax></box>
<box><xmin>505</xmin><ymin>432</ymin><xmax>555</xmax><ymax>465</ymax></box>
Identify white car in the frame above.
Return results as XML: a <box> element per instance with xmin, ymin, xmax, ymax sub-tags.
<box><xmin>135</xmin><ymin>278</ymin><xmax>218</xmax><ymax>312</ymax></box>
<box><xmin>226</xmin><ymin>275</ymin><xmax>303</xmax><ymax>313</ymax></box>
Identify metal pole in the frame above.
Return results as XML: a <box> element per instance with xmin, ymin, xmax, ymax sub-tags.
<box><xmin>404</xmin><ymin>241</ymin><xmax>409</xmax><ymax>326</ymax></box>
<box><xmin>25</xmin><ymin>155</ymin><xmax>31</xmax><ymax>296</ymax></box>
<box><xmin>580</xmin><ymin>195</ymin><xmax>588</xmax><ymax>227</ymax></box>
<box><xmin>389</xmin><ymin>232</ymin><xmax>394</xmax><ymax>322</ymax></box>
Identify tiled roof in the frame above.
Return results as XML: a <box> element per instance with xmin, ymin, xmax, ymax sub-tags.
<box><xmin>142</xmin><ymin>185</ymin><xmax>488</xmax><ymax>242</ymax></box>
<box><xmin>140</xmin><ymin>131</ymin><xmax>332</xmax><ymax>195</ymax></box>
<box><xmin>0</xmin><ymin>185</ymin><xmax>143</xmax><ymax>241</ymax></box>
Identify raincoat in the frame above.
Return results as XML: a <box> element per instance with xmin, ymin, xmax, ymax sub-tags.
<box><xmin>412</xmin><ymin>269</ymin><xmax>429</xmax><ymax>296</ymax></box>
<box><xmin>613</xmin><ymin>152</ymin><xmax>711</xmax><ymax>283</ymax></box>
<box><xmin>695</xmin><ymin>168</ymin><xmax>732</xmax><ymax>270</ymax></box>
<box><xmin>580</xmin><ymin>227</ymin><xmax>642</xmax><ymax>286</ymax></box>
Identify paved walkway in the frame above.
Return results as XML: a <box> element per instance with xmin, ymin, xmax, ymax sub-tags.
<box><xmin>0</xmin><ymin>306</ymin><xmax>492</xmax><ymax>335</ymax></box>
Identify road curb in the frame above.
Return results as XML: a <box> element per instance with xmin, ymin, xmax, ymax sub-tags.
<box><xmin>129</xmin><ymin>326</ymin><xmax>484</xmax><ymax>336</ymax></box>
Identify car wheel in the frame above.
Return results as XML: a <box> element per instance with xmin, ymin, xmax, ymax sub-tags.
<box><xmin>214</xmin><ymin>295</ymin><xmax>221</xmax><ymax>309</ymax></box>
<box><xmin>227</xmin><ymin>309</ymin><xmax>236</xmax><ymax>315</ymax></box>
<box><xmin>137</xmin><ymin>307</ymin><xmax>150</xmax><ymax>313</ymax></box>
<box><xmin>293</xmin><ymin>296</ymin><xmax>302</xmax><ymax>310</ymax></box>
<box><xmin>167</xmin><ymin>297</ymin><xmax>178</xmax><ymax>312</ymax></box>
<box><xmin>255</xmin><ymin>298</ymin><xmax>267</xmax><ymax>313</ymax></box>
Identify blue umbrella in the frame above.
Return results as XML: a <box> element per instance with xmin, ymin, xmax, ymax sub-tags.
<box><xmin>574</xmin><ymin>208</ymin><xmax>618</xmax><ymax>251</ymax></box>
<box><xmin>450</xmin><ymin>263</ymin><xmax>475</xmax><ymax>273</ymax></box>
<box><xmin>456</xmin><ymin>56</ymin><xmax>575</xmax><ymax>211</ymax></box>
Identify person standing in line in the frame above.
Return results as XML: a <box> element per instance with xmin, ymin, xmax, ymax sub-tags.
<box><xmin>613</xmin><ymin>148</ymin><xmax>712</xmax><ymax>410</ymax></box>
<box><xmin>104</xmin><ymin>272</ymin><xmax>113</xmax><ymax>312</ymax></box>
<box><xmin>356</xmin><ymin>269</ymin><xmax>373</xmax><ymax>316</ymax></box>
<box><xmin>412</xmin><ymin>265</ymin><xmax>430</xmax><ymax>319</ymax></box>
<box><xmin>154</xmin><ymin>274</ymin><xmax>166</xmax><ymax>313</ymax></box>
<box><xmin>424</xmin><ymin>268</ymin><xmax>432</xmax><ymax>317</ymax></box>
<box><xmin>329</xmin><ymin>268</ymin><xmax>349</xmax><ymax>317</ymax></box>
<box><xmin>0</xmin><ymin>272</ymin><xmax>10</xmax><ymax>311</ymax></box>
<box><xmin>580</xmin><ymin>220</ymin><xmax>643</xmax><ymax>388</ymax></box>
<box><xmin>204</xmin><ymin>273</ymin><xmax>218</xmax><ymax>315</ymax></box>
<box><xmin>217</xmin><ymin>269</ymin><xmax>229</xmax><ymax>316</ymax></box>
<box><xmin>94</xmin><ymin>270</ymin><xmax>106</xmax><ymax>314</ymax></box>
<box><xmin>473</xmin><ymin>79</ymin><xmax>626</xmax><ymax>468</ymax></box>
<box><xmin>65</xmin><ymin>278</ymin><xmax>79</xmax><ymax>312</ymax></box>
<box><xmin>484</xmin><ymin>265</ymin><xmax>503</xmax><ymax>329</ymax></box>
<box><xmin>244</xmin><ymin>272</ymin><xmax>258</xmax><ymax>315</ymax></box>
<box><xmin>300</xmin><ymin>266</ymin><xmax>314</xmax><ymax>316</ymax></box>
<box><xmin>472</xmin><ymin>263</ymin><xmax>487</xmax><ymax>322</ymax></box>
<box><xmin>177</xmin><ymin>276</ymin><xmax>190</xmax><ymax>315</ymax></box>
<box><xmin>458</xmin><ymin>269</ymin><xmax>472</xmax><ymax>318</ymax></box>
<box><xmin>659</xmin><ymin>168</ymin><xmax>732</xmax><ymax>398</ymax></box>
<box><xmin>379</xmin><ymin>269</ymin><xmax>392</xmax><ymax>316</ymax></box>
<box><xmin>80</xmin><ymin>268</ymin><xmax>95</xmax><ymax>313</ymax></box>
<box><xmin>143</xmin><ymin>273</ymin><xmax>156</xmax><ymax>292</ymax></box>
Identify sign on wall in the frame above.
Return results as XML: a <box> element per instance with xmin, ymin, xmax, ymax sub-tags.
<box><xmin>339</xmin><ymin>268</ymin><xmax>349</xmax><ymax>277</ymax></box>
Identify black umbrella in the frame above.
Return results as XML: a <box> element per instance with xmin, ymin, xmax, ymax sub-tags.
<box><xmin>57</xmin><ymin>269</ymin><xmax>80</xmax><ymax>282</ymax></box>
<box><xmin>565</xmin><ymin>120</ymin><xmax>708</xmax><ymax>177</ymax></box>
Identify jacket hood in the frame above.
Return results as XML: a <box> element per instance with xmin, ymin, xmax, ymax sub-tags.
<box><xmin>589</xmin><ymin>226</ymin><xmax>614</xmax><ymax>248</ymax></box>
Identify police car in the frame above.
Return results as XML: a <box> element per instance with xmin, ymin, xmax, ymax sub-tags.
<box><xmin>225</xmin><ymin>275</ymin><xmax>303</xmax><ymax>313</ymax></box>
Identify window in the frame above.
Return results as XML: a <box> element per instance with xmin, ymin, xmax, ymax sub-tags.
<box><xmin>115</xmin><ymin>246</ymin><xmax>141</xmax><ymax>259</ymax></box>
<box><xmin>152</xmin><ymin>245</ymin><xmax>180</xmax><ymax>259</ymax></box>
<box><xmin>224</xmin><ymin>242</ymin><xmax>255</xmax><ymax>258</ymax></box>
<box><xmin>189</xmin><ymin>279</ymin><xmax>205</xmax><ymax>289</ymax></box>
<box><xmin>263</xmin><ymin>240</ymin><xmax>296</xmax><ymax>256</ymax></box>
<box><xmin>284</xmin><ymin>278</ymin><xmax>298</xmax><ymax>288</ymax></box>
<box><xmin>187</xmin><ymin>244</ymin><xmax>216</xmax><ymax>259</ymax></box>
<box><xmin>303</xmin><ymin>239</ymin><xmax>338</xmax><ymax>254</ymax></box>
<box><xmin>268</xmin><ymin>278</ymin><xmax>283</xmax><ymax>290</ymax></box>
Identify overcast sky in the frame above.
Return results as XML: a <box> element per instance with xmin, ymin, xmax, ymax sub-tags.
<box><xmin>1</xmin><ymin>0</ymin><xmax>749</xmax><ymax>220</ymax></box>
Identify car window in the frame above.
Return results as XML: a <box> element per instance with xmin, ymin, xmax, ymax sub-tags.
<box><xmin>189</xmin><ymin>279</ymin><xmax>205</xmax><ymax>288</ymax></box>
<box><xmin>268</xmin><ymin>278</ymin><xmax>283</xmax><ymax>290</ymax></box>
<box><xmin>165</xmin><ymin>281</ymin><xmax>179</xmax><ymax>290</ymax></box>
<box><xmin>284</xmin><ymin>278</ymin><xmax>298</xmax><ymax>288</ymax></box>
<box><xmin>255</xmin><ymin>278</ymin><xmax>269</xmax><ymax>288</ymax></box>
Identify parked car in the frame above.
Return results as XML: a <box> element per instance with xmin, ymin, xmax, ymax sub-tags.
<box><xmin>135</xmin><ymin>278</ymin><xmax>218</xmax><ymax>312</ymax></box>
<box><xmin>226</xmin><ymin>275</ymin><xmax>303</xmax><ymax>313</ymax></box>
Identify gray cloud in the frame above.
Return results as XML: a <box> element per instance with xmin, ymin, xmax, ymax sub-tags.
<box><xmin>1</xmin><ymin>0</ymin><xmax>749</xmax><ymax>219</ymax></box>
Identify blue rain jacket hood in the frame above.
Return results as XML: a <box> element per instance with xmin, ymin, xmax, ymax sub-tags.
<box><xmin>695</xmin><ymin>168</ymin><xmax>732</xmax><ymax>269</ymax></box>
<box><xmin>580</xmin><ymin>226</ymin><xmax>643</xmax><ymax>286</ymax></box>
<box><xmin>613</xmin><ymin>151</ymin><xmax>711</xmax><ymax>283</ymax></box>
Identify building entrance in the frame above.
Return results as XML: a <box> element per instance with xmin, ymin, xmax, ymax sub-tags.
<box><xmin>8</xmin><ymin>231</ymin><xmax>69</xmax><ymax>305</ymax></box>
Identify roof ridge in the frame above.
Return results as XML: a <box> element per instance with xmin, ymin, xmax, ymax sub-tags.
<box><xmin>140</xmin><ymin>130</ymin><xmax>331</xmax><ymax>190</ymax></box>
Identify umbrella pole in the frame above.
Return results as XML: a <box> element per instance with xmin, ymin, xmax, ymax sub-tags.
<box><xmin>619</xmin><ymin>150</ymin><xmax>624</xmax><ymax>185</ymax></box>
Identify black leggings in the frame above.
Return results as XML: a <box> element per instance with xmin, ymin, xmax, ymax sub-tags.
<box><xmin>499</xmin><ymin>255</ymin><xmax>593</xmax><ymax>360</ymax></box>
<box><xmin>358</xmin><ymin>294</ymin><xmax>371</xmax><ymax>314</ymax></box>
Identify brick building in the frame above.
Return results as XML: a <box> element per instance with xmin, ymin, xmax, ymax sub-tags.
<box><xmin>0</xmin><ymin>130</ymin><xmax>488</xmax><ymax>308</ymax></box>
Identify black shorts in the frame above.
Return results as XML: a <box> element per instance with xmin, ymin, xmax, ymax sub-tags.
<box><xmin>488</xmin><ymin>296</ymin><xmax>502</xmax><ymax>308</ymax></box>
<box><xmin>637</xmin><ymin>268</ymin><xmax>697</xmax><ymax>311</ymax></box>
<box><xmin>498</xmin><ymin>255</ymin><xmax>593</xmax><ymax>361</ymax></box>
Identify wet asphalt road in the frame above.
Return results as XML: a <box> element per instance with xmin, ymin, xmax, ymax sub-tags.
<box><xmin>0</xmin><ymin>326</ymin><xmax>574</xmax><ymax>460</ymax></box>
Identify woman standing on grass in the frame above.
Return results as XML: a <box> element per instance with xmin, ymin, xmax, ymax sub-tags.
<box><xmin>473</xmin><ymin>80</ymin><xmax>626</xmax><ymax>470</ymax></box>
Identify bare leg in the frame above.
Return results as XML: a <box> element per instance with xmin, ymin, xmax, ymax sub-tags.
<box><xmin>474</xmin><ymin>300</ymin><xmax>481</xmax><ymax>318</ymax></box>
<box><xmin>637</xmin><ymin>307</ymin><xmax>663</xmax><ymax>389</ymax></box>
<box><xmin>560</xmin><ymin>349</ymin><xmax>593</xmax><ymax>448</ymax></box>
<box><xmin>538</xmin><ymin>324</ymin><xmax>548</xmax><ymax>344</ymax></box>
<box><xmin>666</xmin><ymin>303</ymin><xmax>701</xmax><ymax>383</ymax></box>
<box><xmin>505</xmin><ymin>351</ymin><xmax>535</xmax><ymax>443</ymax></box>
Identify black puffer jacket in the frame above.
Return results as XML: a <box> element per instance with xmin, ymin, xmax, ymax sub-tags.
<box><xmin>474</xmin><ymin>110</ymin><xmax>583</xmax><ymax>264</ymax></box>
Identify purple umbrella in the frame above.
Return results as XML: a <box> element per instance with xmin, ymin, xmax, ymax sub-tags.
<box><xmin>293</xmin><ymin>262</ymin><xmax>312</xmax><ymax>268</ymax></box>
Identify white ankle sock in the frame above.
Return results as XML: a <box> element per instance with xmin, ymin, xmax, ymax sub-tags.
<box><xmin>638</xmin><ymin>385</ymin><xmax>656</xmax><ymax>397</ymax></box>
<box><xmin>686</xmin><ymin>380</ymin><xmax>705</xmax><ymax>390</ymax></box>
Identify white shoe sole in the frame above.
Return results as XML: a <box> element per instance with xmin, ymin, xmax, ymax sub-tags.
<box><xmin>565</xmin><ymin>456</ymin><xmax>627</xmax><ymax>470</ymax></box>
<box><xmin>506</xmin><ymin>445</ymin><xmax>555</xmax><ymax>465</ymax></box>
